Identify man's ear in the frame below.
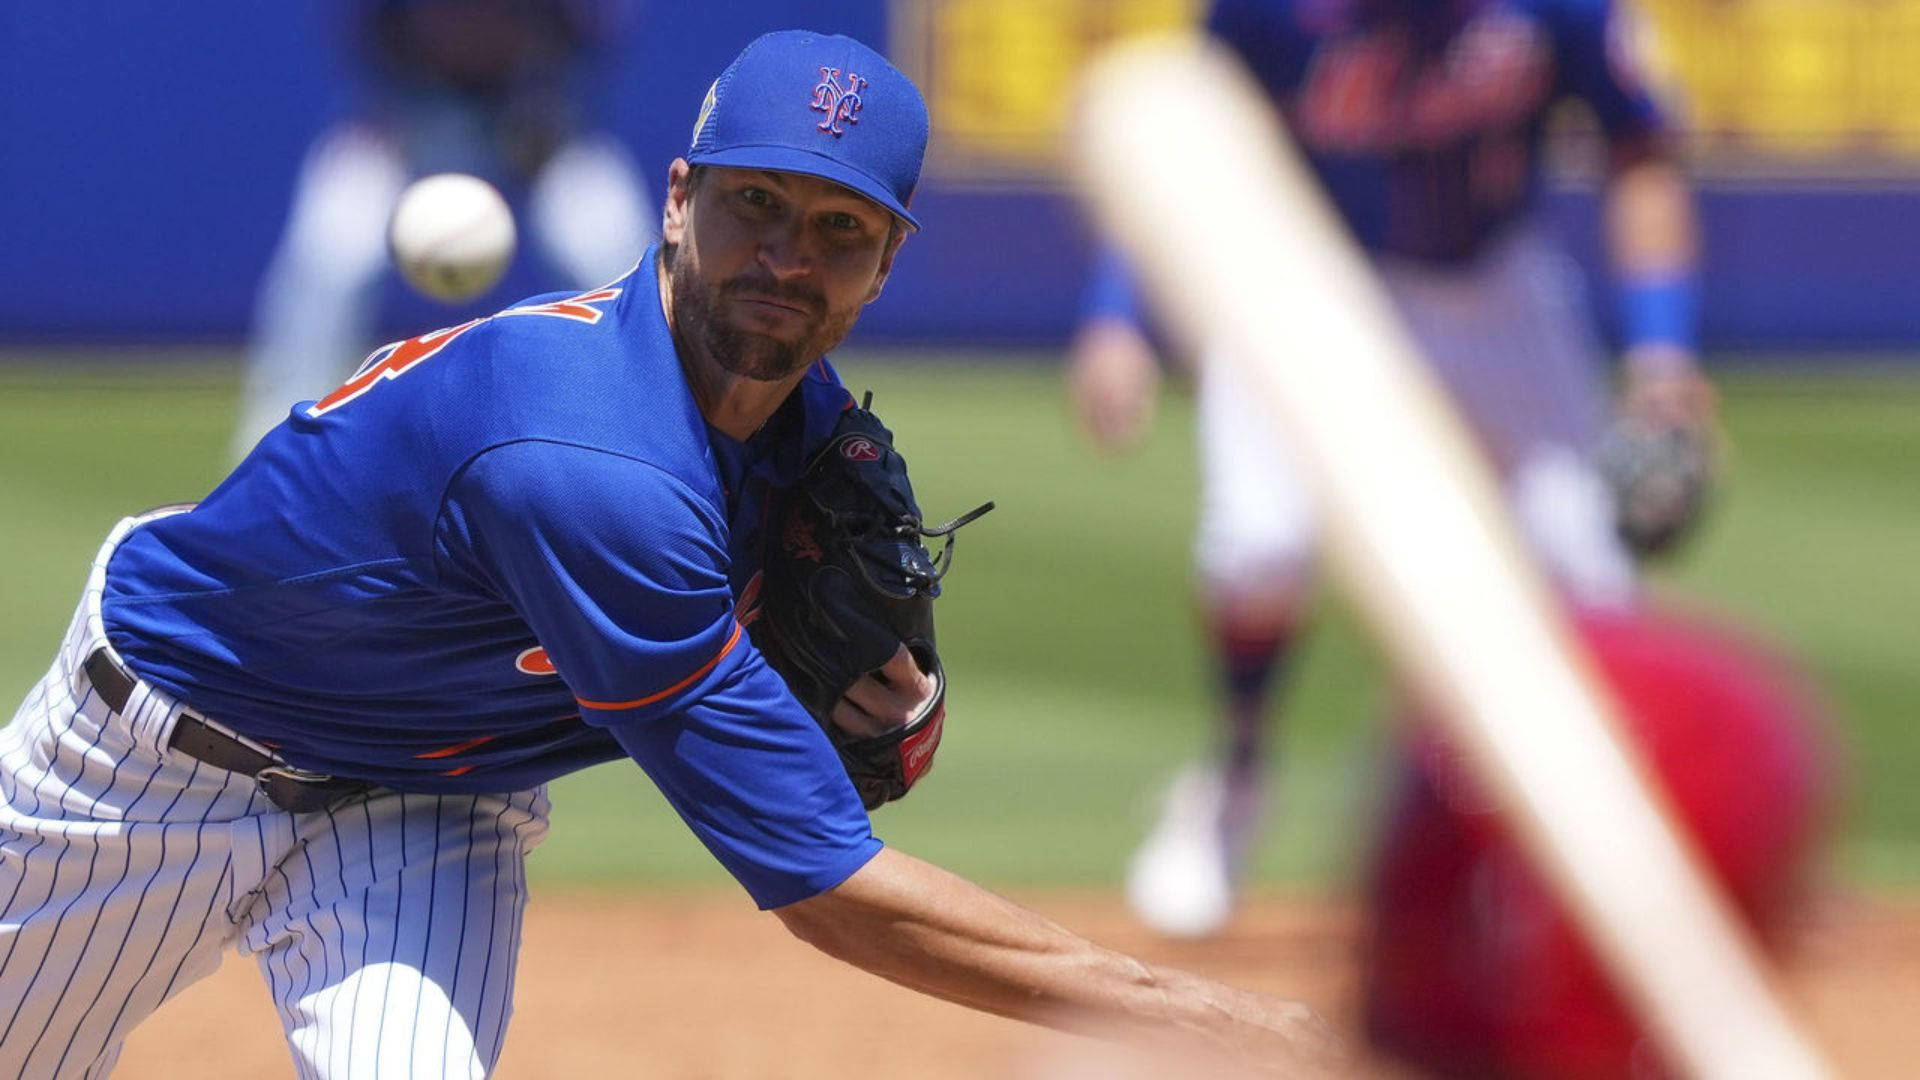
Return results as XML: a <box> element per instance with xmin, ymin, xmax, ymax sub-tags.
<box><xmin>864</xmin><ymin>228</ymin><xmax>909</xmax><ymax>305</ymax></box>
<box><xmin>662</xmin><ymin>158</ymin><xmax>694</xmax><ymax>247</ymax></box>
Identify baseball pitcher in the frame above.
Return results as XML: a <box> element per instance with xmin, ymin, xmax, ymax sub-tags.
<box><xmin>0</xmin><ymin>30</ymin><xmax>1343</xmax><ymax>1080</ymax></box>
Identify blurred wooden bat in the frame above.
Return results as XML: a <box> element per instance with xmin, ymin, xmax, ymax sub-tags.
<box><xmin>1070</xmin><ymin>34</ymin><xmax>1829</xmax><ymax>1080</ymax></box>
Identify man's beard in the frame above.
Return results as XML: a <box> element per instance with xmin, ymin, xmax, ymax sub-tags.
<box><xmin>670</xmin><ymin>253</ymin><xmax>859</xmax><ymax>382</ymax></box>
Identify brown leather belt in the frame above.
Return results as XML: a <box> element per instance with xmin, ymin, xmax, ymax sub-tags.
<box><xmin>82</xmin><ymin>648</ymin><xmax>373</xmax><ymax>813</ymax></box>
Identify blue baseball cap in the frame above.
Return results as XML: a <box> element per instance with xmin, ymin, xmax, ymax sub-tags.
<box><xmin>687</xmin><ymin>30</ymin><xmax>928</xmax><ymax>231</ymax></box>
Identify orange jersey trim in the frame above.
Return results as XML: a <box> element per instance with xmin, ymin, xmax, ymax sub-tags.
<box><xmin>415</xmin><ymin>734</ymin><xmax>498</xmax><ymax>760</ymax></box>
<box><xmin>575</xmin><ymin>621</ymin><xmax>743</xmax><ymax>712</ymax></box>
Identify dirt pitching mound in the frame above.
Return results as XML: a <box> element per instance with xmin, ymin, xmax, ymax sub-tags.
<box><xmin>118</xmin><ymin>889</ymin><xmax>1918</xmax><ymax>1078</ymax></box>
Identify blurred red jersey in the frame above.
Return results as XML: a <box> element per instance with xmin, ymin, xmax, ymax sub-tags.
<box><xmin>1362</xmin><ymin>606</ymin><xmax>1836</xmax><ymax>1079</ymax></box>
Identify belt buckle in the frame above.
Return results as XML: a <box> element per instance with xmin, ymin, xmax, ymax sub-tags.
<box><xmin>256</xmin><ymin>764</ymin><xmax>343</xmax><ymax>814</ymax></box>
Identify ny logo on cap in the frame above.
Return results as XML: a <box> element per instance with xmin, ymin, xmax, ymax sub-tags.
<box><xmin>810</xmin><ymin>68</ymin><xmax>866</xmax><ymax>136</ymax></box>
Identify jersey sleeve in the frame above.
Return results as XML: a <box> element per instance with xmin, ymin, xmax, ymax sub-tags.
<box><xmin>1079</xmin><ymin>245</ymin><xmax>1147</xmax><ymax>327</ymax></box>
<box><xmin>1551</xmin><ymin>0</ymin><xmax>1669</xmax><ymax>147</ymax></box>
<box><xmin>440</xmin><ymin>439</ymin><xmax>879</xmax><ymax>908</ymax></box>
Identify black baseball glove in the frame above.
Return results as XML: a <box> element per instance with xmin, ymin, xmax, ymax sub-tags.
<box><xmin>1596</xmin><ymin>416</ymin><xmax>1714</xmax><ymax>559</ymax></box>
<box><xmin>750</xmin><ymin>394</ymin><xmax>993</xmax><ymax>809</ymax></box>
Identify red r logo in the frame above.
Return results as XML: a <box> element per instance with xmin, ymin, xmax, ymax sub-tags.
<box><xmin>840</xmin><ymin>437</ymin><xmax>882</xmax><ymax>462</ymax></box>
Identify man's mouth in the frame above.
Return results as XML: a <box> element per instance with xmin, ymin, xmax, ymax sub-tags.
<box><xmin>723</xmin><ymin>279</ymin><xmax>823</xmax><ymax>318</ymax></box>
<box><xmin>732</xmin><ymin>294</ymin><xmax>812</xmax><ymax>316</ymax></box>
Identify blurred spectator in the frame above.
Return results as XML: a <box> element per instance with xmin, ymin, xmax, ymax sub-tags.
<box><xmin>1074</xmin><ymin>0</ymin><xmax>1716</xmax><ymax>937</ymax></box>
<box><xmin>234</xmin><ymin>0</ymin><xmax>654</xmax><ymax>456</ymax></box>
<box><xmin>1362</xmin><ymin>605</ymin><xmax>1835</xmax><ymax>1079</ymax></box>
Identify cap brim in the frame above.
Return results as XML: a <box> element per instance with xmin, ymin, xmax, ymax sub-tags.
<box><xmin>689</xmin><ymin>145</ymin><xmax>921</xmax><ymax>231</ymax></box>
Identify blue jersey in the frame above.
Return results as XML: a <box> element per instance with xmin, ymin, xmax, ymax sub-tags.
<box><xmin>101</xmin><ymin>247</ymin><xmax>877</xmax><ymax>908</ymax></box>
<box><xmin>1209</xmin><ymin>0</ymin><xmax>1665</xmax><ymax>262</ymax></box>
<box><xmin>1084</xmin><ymin>0</ymin><xmax>1668</xmax><ymax>323</ymax></box>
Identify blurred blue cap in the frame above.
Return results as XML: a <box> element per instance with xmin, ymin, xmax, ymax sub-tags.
<box><xmin>688</xmin><ymin>30</ymin><xmax>928</xmax><ymax>231</ymax></box>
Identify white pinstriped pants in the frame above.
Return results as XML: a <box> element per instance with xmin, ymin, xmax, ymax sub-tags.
<box><xmin>1195</xmin><ymin>224</ymin><xmax>1636</xmax><ymax>607</ymax></box>
<box><xmin>0</xmin><ymin>514</ymin><xmax>551</xmax><ymax>1078</ymax></box>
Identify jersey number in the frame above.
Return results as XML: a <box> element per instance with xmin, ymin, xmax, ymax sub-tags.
<box><xmin>305</xmin><ymin>288</ymin><xmax>622</xmax><ymax>418</ymax></box>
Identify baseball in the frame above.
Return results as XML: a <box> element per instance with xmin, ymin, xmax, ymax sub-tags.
<box><xmin>387</xmin><ymin>173</ymin><xmax>516</xmax><ymax>303</ymax></box>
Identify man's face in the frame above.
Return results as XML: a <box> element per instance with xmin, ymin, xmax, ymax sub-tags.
<box><xmin>663</xmin><ymin>162</ymin><xmax>905</xmax><ymax>382</ymax></box>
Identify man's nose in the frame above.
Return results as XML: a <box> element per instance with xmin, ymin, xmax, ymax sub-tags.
<box><xmin>757</xmin><ymin>217</ymin><xmax>818</xmax><ymax>280</ymax></box>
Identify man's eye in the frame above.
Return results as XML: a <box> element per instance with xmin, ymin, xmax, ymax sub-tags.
<box><xmin>826</xmin><ymin>212</ymin><xmax>861</xmax><ymax>231</ymax></box>
<box><xmin>741</xmin><ymin>188</ymin><xmax>772</xmax><ymax>207</ymax></box>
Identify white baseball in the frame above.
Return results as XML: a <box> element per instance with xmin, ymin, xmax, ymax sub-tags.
<box><xmin>387</xmin><ymin>173</ymin><xmax>517</xmax><ymax>303</ymax></box>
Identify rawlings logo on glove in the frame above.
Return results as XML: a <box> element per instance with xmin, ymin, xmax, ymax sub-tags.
<box><xmin>750</xmin><ymin>393</ymin><xmax>993</xmax><ymax>809</ymax></box>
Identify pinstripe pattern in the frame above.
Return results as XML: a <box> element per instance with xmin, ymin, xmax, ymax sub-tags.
<box><xmin>1379</xmin><ymin>225</ymin><xmax>1610</xmax><ymax>474</ymax></box>
<box><xmin>0</xmin><ymin>514</ymin><xmax>552</xmax><ymax>1078</ymax></box>
<box><xmin>240</xmin><ymin>789</ymin><xmax>547</xmax><ymax>1079</ymax></box>
<box><xmin>1193</xmin><ymin>222</ymin><xmax>1631</xmax><ymax>600</ymax></box>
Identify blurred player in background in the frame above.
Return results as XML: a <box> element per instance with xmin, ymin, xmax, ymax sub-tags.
<box><xmin>234</xmin><ymin>0</ymin><xmax>654</xmax><ymax>457</ymax></box>
<box><xmin>1362</xmin><ymin>605</ymin><xmax>1834</xmax><ymax>1078</ymax></box>
<box><xmin>1070</xmin><ymin>0</ymin><xmax>1717</xmax><ymax>936</ymax></box>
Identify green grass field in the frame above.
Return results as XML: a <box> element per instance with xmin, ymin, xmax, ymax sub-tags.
<box><xmin>2</xmin><ymin>353</ymin><xmax>1916</xmax><ymax>890</ymax></box>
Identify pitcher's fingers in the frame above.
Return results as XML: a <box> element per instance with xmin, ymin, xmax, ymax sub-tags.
<box><xmin>870</xmin><ymin>644</ymin><xmax>934</xmax><ymax>700</ymax></box>
<box><xmin>829</xmin><ymin>696</ymin><xmax>893</xmax><ymax>739</ymax></box>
